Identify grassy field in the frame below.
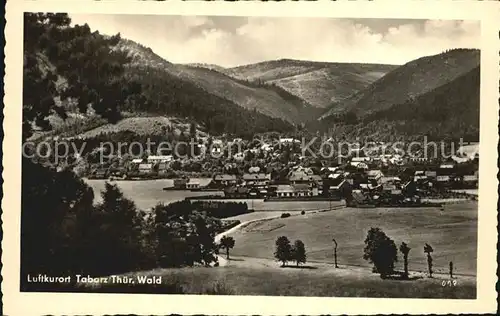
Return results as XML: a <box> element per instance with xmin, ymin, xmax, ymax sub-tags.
<box><xmin>73</xmin><ymin>200</ymin><xmax>477</xmax><ymax>298</ymax></box>
<box><xmin>80</xmin><ymin>264</ymin><xmax>475</xmax><ymax>298</ymax></box>
<box><xmin>225</xmin><ymin>211</ymin><xmax>305</xmax><ymax>222</ymax></box>
<box><xmin>226</xmin><ymin>202</ymin><xmax>478</xmax><ymax>276</ymax></box>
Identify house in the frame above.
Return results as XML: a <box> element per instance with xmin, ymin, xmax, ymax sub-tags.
<box><xmin>279</xmin><ymin>138</ymin><xmax>300</xmax><ymax>145</ymax></box>
<box><xmin>367</xmin><ymin>169</ymin><xmax>384</xmax><ymax>182</ymax></box>
<box><xmin>288</xmin><ymin>170</ymin><xmax>311</xmax><ymax>183</ymax></box>
<box><xmin>288</xmin><ymin>170</ymin><xmax>322</xmax><ymax>187</ymax></box>
<box><xmin>351</xmin><ymin>156</ymin><xmax>371</xmax><ymax>163</ymax></box>
<box><xmin>242</xmin><ymin>173</ymin><xmax>271</xmax><ymax>187</ymax></box>
<box><xmin>436</xmin><ymin>175</ymin><xmax>451</xmax><ymax>184</ymax></box>
<box><xmin>456</xmin><ymin>143</ymin><xmax>479</xmax><ymax>160</ymax></box>
<box><xmin>213</xmin><ymin>174</ymin><xmax>238</xmax><ymax>187</ymax></box>
<box><xmin>350</xmin><ymin>161</ymin><xmax>369</xmax><ymax>170</ymax></box>
<box><xmin>138</xmin><ymin>163</ymin><xmax>153</xmax><ymax>175</ymax></box>
<box><xmin>274</xmin><ymin>184</ymin><xmax>314</xmax><ymax>198</ymax></box>
<box><xmin>451</xmin><ymin>155</ymin><xmax>470</xmax><ymax>164</ymax></box>
<box><xmin>328</xmin><ymin>173</ymin><xmax>343</xmax><ymax>180</ymax></box>
<box><xmin>309</xmin><ymin>174</ymin><xmax>323</xmax><ymax>187</ymax></box>
<box><xmin>91</xmin><ymin>168</ymin><xmax>108</xmax><ymax>179</ymax></box>
<box><xmin>463</xmin><ymin>174</ymin><xmax>478</xmax><ymax>188</ymax></box>
<box><xmin>326</xmin><ymin>179</ymin><xmax>351</xmax><ymax>199</ymax></box>
<box><xmin>275</xmin><ymin>184</ymin><xmax>295</xmax><ymax>198</ymax></box>
<box><xmin>424</xmin><ymin>171</ymin><xmax>437</xmax><ymax>178</ymax></box>
<box><xmin>157</xmin><ymin>162</ymin><xmax>169</xmax><ymax>176</ymax></box>
<box><xmin>147</xmin><ymin>155</ymin><xmax>173</xmax><ymax>164</ymax></box>
<box><xmin>350</xmin><ymin>189</ymin><xmax>369</xmax><ymax>205</ymax></box>
<box><xmin>409</xmin><ymin>157</ymin><xmax>429</xmax><ymax>163</ymax></box>
<box><xmin>173</xmin><ymin>178</ymin><xmax>189</xmax><ymax>189</ymax></box>
<box><xmin>186</xmin><ymin>180</ymin><xmax>200</xmax><ymax>190</ymax></box>
<box><xmin>131</xmin><ymin>158</ymin><xmax>144</xmax><ymax>164</ymax></box>
<box><xmin>380</xmin><ymin>176</ymin><xmax>401</xmax><ymax>185</ymax></box>
<box><xmin>292</xmin><ymin>183</ymin><xmax>314</xmax><ymax>197</ymax></box>
<box><xmin>439</xmin><ymin>163</ymin><xmax>455</xmax><ymax>169</ymax></box>
<box><xmin>382</xmin><ymin>183</ymin><xmax>398</xmax><ymax>192</ymax></box>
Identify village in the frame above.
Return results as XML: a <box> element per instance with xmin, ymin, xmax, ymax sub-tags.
<box><xmin>87</xmin><ymin>136</ymin><xmax>479</xmax><ymax>207</ymax></box>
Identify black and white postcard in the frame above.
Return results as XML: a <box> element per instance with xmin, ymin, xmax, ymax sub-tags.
<box><xmin>3</xmin><ymin>1</ymin><xmax>499</xmax><ymax>315</ymax></box>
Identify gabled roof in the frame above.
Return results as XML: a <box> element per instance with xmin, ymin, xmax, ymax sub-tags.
<box><xmin>275</xmin><ymin>184</ymin><xmax>294</xmax><ymax>192</ymax></box>
<box><xmin>380</xmin><ymin>176</ymin><xmax>401</xmax><ymax>184</ymax></box>
<box><xmin>243</xmin><ymin>173</ymin><xmax>270</xmax><ymax>181</ymax></box>
<box><xmin>147</xmin><ymin>155</ymin><xmax>173</xmax><ymax>161</ymax></box>
<box><xmin>330</xmin><ymin>179</ymin><xmax>347</xmax><ymax>190</ymax></box>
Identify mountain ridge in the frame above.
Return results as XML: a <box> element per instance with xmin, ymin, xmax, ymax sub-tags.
<box><xmin>221</xmin><ymin>59</ymin><xmax>398</xmax><ymax>108</ymax></box>
<box><xmin>118</xmin><ymin>39</ymin><xmax>322</xmax><ymax>124</ymax></box>
<box><xmin>313</xmin><ymin>63</ymin><xmax>480</xmax><ymax>142</ymax></box>
<box><xmin>320</xmin><ymin>48</ymin><xmax>480</xmax><ymax>119</ymax></box>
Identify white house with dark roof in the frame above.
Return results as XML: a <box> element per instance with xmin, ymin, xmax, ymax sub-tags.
<box><xmin>147</xmin><ymin>155</ymin><xmax>173</xmax><ymax>163</ymax></box>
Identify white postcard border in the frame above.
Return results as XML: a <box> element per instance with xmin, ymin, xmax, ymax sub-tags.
<box><xmin>3</xmin><ymin>1</ymin><xmax>499</xmax><ymax>315</ymax></box>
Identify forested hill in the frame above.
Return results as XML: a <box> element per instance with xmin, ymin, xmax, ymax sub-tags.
<box><xmin>312</xmin><ymin>65</ymin><xmax>480</xmax><ymax>142</ymax></box>
<box><xmin>321</xmin><ymin>48</ymin><xmax>480</xmax><ymax>118</ymax></box>
<box><xmin>117</xmin><ymin>39</ymin><xmax>321</xmax><ymax>124</ymax></box>
<box><xmin>24</xmin><ymin>15</ymin><xmax>294</xmax><ymax>140</ymax></box>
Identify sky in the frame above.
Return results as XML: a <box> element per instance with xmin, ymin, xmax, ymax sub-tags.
<box><xmin>69</xmin><ymin>14</ymin><xmax>480</xmax><ymax>67</ymax></box>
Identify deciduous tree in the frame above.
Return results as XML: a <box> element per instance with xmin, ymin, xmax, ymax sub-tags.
<box><xmin>220</xmin><ymin>235</ymin><xmax>235</xmax><ymax>260</ymax></box>
<box><xmin>291</xmin><ymin>240</ymin><xmax>307</xmax><ymax>266</ymax></box>
<box><xmin>363</xmin><ymin>227</ymin><xmax>398</xmax><ymax>279</ymax></box>
<box><xmin>274</xmin><ymin>236</ymin><xmax>292</xmax><ymax>267</ymax></box>
<box><xmin>424</xmin><ymin>243</ymin><xmax>434</xmax><ymax>278</ymax></box>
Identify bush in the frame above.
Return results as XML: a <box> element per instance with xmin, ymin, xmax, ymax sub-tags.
<box><xmin>20</xmin><ymin>158</ymin><xmax>156</xmax><ymax>291</ymax></box>
<box><xmin>301</xmin><ymin>211</ymin><xmax>306</xmax><ymax>215</ymax></box>
<box><xmin>154</xmin><ymin>201</ymin><xmax>221</xmax><ymax>268</ymax></box>
<box><xmin>281</xmin><ymin>213</ymin><xmax>291</xmax><ymax>218</ymax></box>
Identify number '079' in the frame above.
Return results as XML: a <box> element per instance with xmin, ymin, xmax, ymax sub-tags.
<box><xmin>442</xmin><ymin>280</ymin><xmax>458</xmax><ymax>286</ymax></box>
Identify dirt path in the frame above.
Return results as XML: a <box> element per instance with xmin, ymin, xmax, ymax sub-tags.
<box><xmin>214</xmin><ymin>206</ymin><xmax>345</xmax><ymax>267</ymax></box>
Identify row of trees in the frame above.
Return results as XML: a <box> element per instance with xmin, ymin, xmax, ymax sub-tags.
<box><xmin>268</xmin><ymin>228</ymin><xmax>445</xmax><ymax>280</ymax></box>
<box><xmin>363</xmin><ymin>227</ymin><xmax>440</xmax><ymax>279</ymax></box>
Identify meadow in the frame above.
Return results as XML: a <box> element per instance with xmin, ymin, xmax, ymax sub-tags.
<box><xmin>226</xmin><ymin>201</ymin><xmax>478</xmax><ymax>276</ymax></box>
<box><xmin>80</xmin><ymin>264</ymin><xmax>475</xmax><ymax>298</ymax></box>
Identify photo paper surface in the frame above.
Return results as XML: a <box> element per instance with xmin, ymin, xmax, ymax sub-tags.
<box><xmin>3</xmin><ymin>1</ymin><xmax>499</xmax><ymax>315</ymax></box>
